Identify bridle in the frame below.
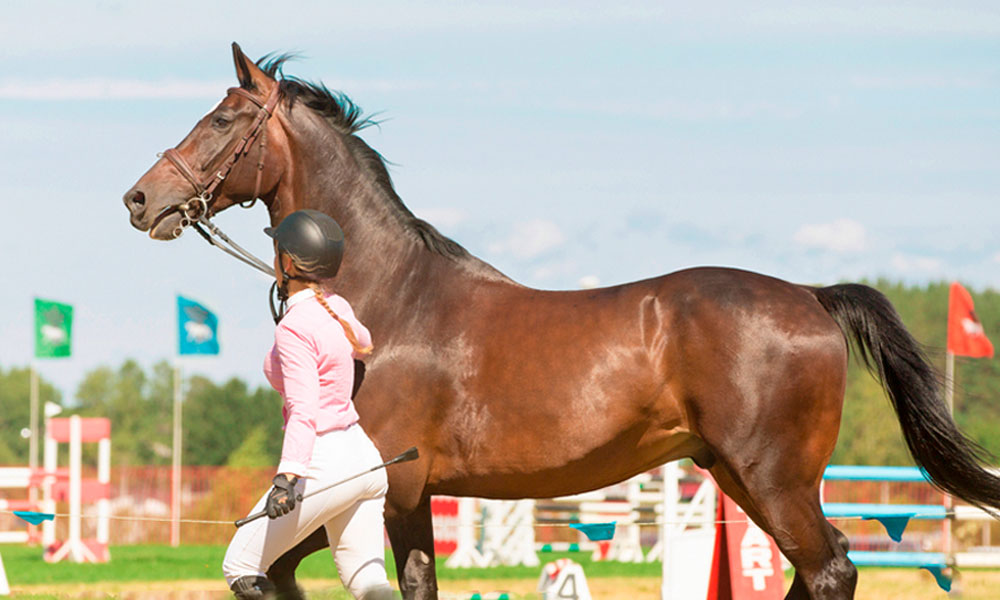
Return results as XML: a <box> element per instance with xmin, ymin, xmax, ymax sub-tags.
<box><xmin>157</xmin><ymin>84</ymin><xmax>282</xmax><ymax>277</ymax></box>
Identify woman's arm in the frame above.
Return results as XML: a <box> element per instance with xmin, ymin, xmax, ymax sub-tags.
<box><xmin>274</xmin><ymin>325</ymin><xmax>320</xmax><ymax>478</ymax></box>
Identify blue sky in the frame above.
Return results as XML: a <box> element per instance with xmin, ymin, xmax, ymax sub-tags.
<box><xmin>1</xmin><ymin>1</ymin><xmax>998</xmax><ymax>400</ymax></box>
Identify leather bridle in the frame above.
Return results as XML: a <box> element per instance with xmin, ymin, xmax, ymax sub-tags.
<box><xmin>156</xmin><ymin>84</ymin><xmax>282</xmax><ymax>277</ymax></box>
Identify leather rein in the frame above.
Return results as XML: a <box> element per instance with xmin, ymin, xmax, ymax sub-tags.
<box><xmin>158</xmin><ymin>84</ymin><xmax>282</xmax><ymax>277</ymax></box>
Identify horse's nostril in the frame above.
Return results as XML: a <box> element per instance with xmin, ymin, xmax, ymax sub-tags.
<box><xmin>125</xmin><ymin>189</ymin><xmax>146</xmax><ymax>209</ymax></box>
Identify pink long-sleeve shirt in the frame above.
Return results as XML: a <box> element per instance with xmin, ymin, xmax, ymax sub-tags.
<box><xmin>263</xmin><ymin>288</ymin><xmax>372</xmax><ymax>477</ymax></box>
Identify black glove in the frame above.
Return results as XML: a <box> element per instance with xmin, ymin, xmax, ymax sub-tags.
<box><xmin>265</xmin><ymin>474</ymin><xmax>302</xmax><ymax>519</ymax></box>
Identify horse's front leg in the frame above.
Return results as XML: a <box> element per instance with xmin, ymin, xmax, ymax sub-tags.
<box><xmin>386</xmin><ymin>497</ymin><xmax>438</xmax><ymax>600</ymax></box>
<box><xmin>267</xmin><ymin>527</ymin><xmax>329</xmax><ymax>599</ymax></box>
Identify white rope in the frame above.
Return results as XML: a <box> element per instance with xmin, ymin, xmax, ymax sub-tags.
<box><xmin>0</xmin><ymin>509</ymin><xmax>231</xmax><ymax>526</ymax></box>
<box><xmin>3</xmin><ymin>507</ymin><xmax>919</xmax><ymax>529</ymax></box>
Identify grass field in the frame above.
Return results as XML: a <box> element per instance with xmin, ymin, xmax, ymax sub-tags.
<box><xmin>3</xmin><ymin>544</ymin><xmax>999</xmax><ymax>598</ymax></box>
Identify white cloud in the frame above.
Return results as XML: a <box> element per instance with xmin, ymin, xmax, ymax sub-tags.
<box><xmin>578</xmin><ymin>275</ymin><xmax>601</xmax><ymax>289</ymax></box>
<box><xmin>850</xmin><ymin>74</ymin><xmax>994</xmax><ymax>90</ymax></box>
<box><xmin>489</xmin><ymin>219</ymin><xmax>566</xmax><ymax>260</ymax></box>
<box><xmin>889</xmin><ymin>253</ymin><xmax>945</xmax><ymax>274</ymax></box>
<box><xmin>0</xmin><ymin>77</ymin><xmax>428</xmax><ymax>101</ymax></box>
<box><xmin>993</xmin><ymin>252</ymin><xmax>1000</xmax><ymax>264</ymax></box>
<box><xmin>0</xmin><ymin>78</ymin><xmax>229</xmax><ymax>101</ymax></box>
<box><xmin>5</xmin><ymin>2</ymin><xmax>999</xmax><ymax>61</ymax></box>
<box><xmin>792</xmin><ymin>219</ymin><xmax>867</xmax><ymax>253</ymax></box>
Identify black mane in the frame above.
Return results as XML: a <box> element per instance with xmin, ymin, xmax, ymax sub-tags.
<box><xmin>254</xmin><ymin>54</ymin><xmax>470</xmax><ymax>261</ymax></box>
<box><xmin>257</xmin><ymin>54</ymin><xmax>374</xmax><ymax>134</ymax></box>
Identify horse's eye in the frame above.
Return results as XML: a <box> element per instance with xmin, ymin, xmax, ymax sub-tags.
<box><xmin>212</xmin><ymin>115</ymin><xmax>232</xmax><ymax>129</ymax></box>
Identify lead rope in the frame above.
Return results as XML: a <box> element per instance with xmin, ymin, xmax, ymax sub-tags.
<box><xmin>190</xmin><ymin>216</ymin><xmax>275</xmax><ymax>277</ymax></box>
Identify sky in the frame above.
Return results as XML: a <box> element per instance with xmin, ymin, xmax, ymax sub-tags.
<box><xmin>1</xmin><ymin>1</ymin><xmax>998</xmax><ymax>402</ymax></box>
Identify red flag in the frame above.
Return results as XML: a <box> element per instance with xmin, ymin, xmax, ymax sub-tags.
<box><xmin>947</xmin><ymin>282</ymin><xmax>994</xmax><ymax>358</ymax></box>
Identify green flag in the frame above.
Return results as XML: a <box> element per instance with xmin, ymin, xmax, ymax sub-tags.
<box><xmin>34</xmin><ymin>298</ymin><xmax>73</xmax><ymax>358</ymax></box>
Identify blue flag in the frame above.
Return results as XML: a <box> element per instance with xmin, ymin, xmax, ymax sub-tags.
<box><xmin>177</xmin><ymin>296</ymin><xmax>220</xmax><ymax>355</ymax></box>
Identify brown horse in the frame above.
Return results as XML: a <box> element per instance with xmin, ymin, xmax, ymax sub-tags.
<box><xmin>123</xmin><ymin>44</ymin><xmax>1000</xmax><ymax>600</ymax></box>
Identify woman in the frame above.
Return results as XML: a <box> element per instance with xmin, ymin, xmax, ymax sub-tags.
<box><xmin>223</xmin><ymin>210</ymin><xmax>394</xmax><ymax>600</ymax></box>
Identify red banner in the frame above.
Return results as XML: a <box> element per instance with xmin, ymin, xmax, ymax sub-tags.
<box><xmin>948</xmin><ymin>282</ymin><xmax>994</xmax><ymax>358</ymax></box>
<box><xmin>706</xmin><ymin>493</ymin><xmax>784</xmax><ymax>600</ymax></box>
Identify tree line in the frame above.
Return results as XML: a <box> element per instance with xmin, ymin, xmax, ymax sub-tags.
<box><xmin>0</xmin><ymin>280</ymin><xmax>997</xmax><ymax>468</ymax></box>
<box><xmin>0</xmin><ymin>360</ymin><xmax>284</xmax><ymax>468</ymax></box>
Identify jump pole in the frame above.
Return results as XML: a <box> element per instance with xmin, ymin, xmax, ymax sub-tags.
<box><xmin>43</xmin><ymin>416</ymin><xmax>111</xmax><ymax>563</ymax></box>
<box><xmin>28</xmin><ymin>363</ymin><xmax>39</xmax><ymax>504</ymax></box>
<box><xmin>660</xmin><ymin>461</ymin><xmax>680</xmax><ymax>600</ymax></box>
<box><xmin>0</xmin><ymin>546</ymin><xmax>9</xmax><ymax>595</ymax></box>
<box><xmin>42</xmin><ymin>418</ymin><xmax>57</xmax><ymax>548</ymax></box>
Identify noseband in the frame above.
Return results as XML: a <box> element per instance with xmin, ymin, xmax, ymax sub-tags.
<box><xmin>157</xmin><ymin>84</ymin><xmax>282</xmax><ymax>277</ymax></box>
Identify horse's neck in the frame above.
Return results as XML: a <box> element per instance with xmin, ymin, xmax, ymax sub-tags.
<box><xmin>271</xmin><ymin>118</ymin><xmax>512</xmax><ymax>326</ymax></box>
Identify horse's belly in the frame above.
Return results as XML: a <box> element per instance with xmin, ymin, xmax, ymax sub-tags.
<box><xmin>431</xmin><ymin>427</ymin><xmax>703</xmax><ymax>499</ymax></box>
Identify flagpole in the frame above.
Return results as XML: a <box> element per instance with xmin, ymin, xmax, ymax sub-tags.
<box><xmin>170</xmin><ymin>360</ymin><xmax>183</xmax><ymax>547</ymax></box>
<box><xmin>172</xmin><ymin>294</ymin><xmax>218</xmax><ymax>547</ymax></box>
<box><xmin>945</xmin><ymin>350</ymin><xmax>955</xmax><ymax>414</ymax></box>
<box><xmin>943</xmin><ymin>348</ymin><xmax>956</xmax><ymax>574</ymax></box>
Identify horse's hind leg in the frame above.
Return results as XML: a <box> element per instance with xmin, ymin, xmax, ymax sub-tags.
<box><xmin>385</xmin><ymin>497</ymin><xmax>438</xmax><ymax>600</ymax></box>
<box><xmin>710</xmin><ymin>461</ymin><xmax>856</xmax><ymax>600</ymax></box>
<box><xmin>267</xmin><ymin>527</ymin><xmax>329</xmax><ymax>599</ymax></box>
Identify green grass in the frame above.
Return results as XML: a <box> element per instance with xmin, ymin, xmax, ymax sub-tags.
<box><xmin>1</xmin><ymin>544</ymin><xmax>659</xmax><ymax>586</ymax></box>
<box><xmin>10</xmin><ymin>544</ymin><xmax>991</xmax><ymax>599</ymax></box>
<box><xmin>3</xmin><ymin>544</ymin><xmax>660</xmax><ymax>600</ymax></box>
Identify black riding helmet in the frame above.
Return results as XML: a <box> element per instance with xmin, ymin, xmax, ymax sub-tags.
<box><xmin>264</xmin><ymin>209</ymin><xmax>345</xmax><ymax>279</ymax></box>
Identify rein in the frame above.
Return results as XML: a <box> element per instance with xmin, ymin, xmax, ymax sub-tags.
<box><xmin>158</xmin><ymin>84</ymin><xmax>282</xmax><ymax>277</ymax></box>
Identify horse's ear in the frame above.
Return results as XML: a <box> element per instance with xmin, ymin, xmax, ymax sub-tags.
<box><xmin>231</xmin><ymin>42</ymin><xmax>272</xmax><ymax>91</ymax></box>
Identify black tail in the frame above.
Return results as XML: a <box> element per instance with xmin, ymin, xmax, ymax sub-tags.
<box><xmin>815</xmin><ymin>283</ymin><xmax>1000</xmax><ymax>514</ymax></box>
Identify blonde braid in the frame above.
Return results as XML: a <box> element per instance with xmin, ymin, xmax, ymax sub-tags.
<box><xmin>307</xmin><ymin>282</ymin><xmax>373</xmax><ymax>356</ymax></box>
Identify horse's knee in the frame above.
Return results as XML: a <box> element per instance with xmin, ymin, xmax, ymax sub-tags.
<box><xmin>813</xmin><ymin>555</ymin><xmax>857</xmax><ymax>599</ymax></box>
<box><xmin>402</xmin><ymin>549</ymin><xmax>436</xmax><ymax>599</ymax></box>
<box><xmin>790</xmin><ymin>554</ymin><xmax>856</xmax><ymax>600</ymax></box>
<box><xmin>831</xmin><ymin>525</ymin><xmax>851</xmax><ymax>554</ymax></box>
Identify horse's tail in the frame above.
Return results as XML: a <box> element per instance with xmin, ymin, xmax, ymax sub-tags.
<box><xmin>814</xmin><ymin>283</ymin><xmax>1000</xmax><ymax>514</ymax></box>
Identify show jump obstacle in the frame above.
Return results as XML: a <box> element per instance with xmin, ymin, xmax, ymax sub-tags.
<box><xmin>819</xmin><ymin>464</ymin><xmax>1000</xmax><ymax>591</ymax></box>
<box><xmin>41</xmin><ymin>416</ymin><xmax>111</xmax><ymax>563</ymax></box>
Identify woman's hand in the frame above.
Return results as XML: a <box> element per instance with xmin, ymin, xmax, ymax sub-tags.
<box><xmin>265</xmin><ymin>473</ymin><xmax>302</xmax><ymax>519</ymax></box>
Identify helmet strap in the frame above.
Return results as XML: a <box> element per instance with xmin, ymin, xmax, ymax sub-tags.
<box><xmin>269</xmin><ymin>253</ymin><xmax>311</xmax><ymax>324</ymax></box>
<box><xmin>270</xmin><ymin>255</ymin><xmax>294</xmax><ymax>324</ymax></box>
<box><xmin>269</xmin><ymin>280</ymin><xmax>286</xmax><ymax>324</ymax></box>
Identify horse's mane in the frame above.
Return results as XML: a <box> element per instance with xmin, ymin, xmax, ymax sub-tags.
<box><xmin>253</xmin><ymin>54</ymin><xmax>471</xmax><ymax>261</ymax></box>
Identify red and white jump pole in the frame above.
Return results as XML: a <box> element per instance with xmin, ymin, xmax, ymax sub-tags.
<box><xmin>43</xmin><ymin>416</ymin><xmax>111</xmax><ymax>563</ymax></box>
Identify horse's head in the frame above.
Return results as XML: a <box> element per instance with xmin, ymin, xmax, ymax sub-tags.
<box><xmin>123</xmin><ymin>43</ymin><xmax>286</xmax><ymax>240</ymax></box>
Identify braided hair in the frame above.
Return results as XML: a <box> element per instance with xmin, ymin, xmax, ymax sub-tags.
<box><xmin>306</xmin><ymin>281</ymin><xmax>373</xmax><ymax>356</ymax></box>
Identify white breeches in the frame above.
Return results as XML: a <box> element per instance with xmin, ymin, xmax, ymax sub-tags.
<box><xmin>223</xmin><ymin>424</ymin><xmax>393</xmax><ymax>599</ymax></box>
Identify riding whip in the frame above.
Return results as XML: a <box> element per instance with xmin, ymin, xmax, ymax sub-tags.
<box><xmin>234</xmin><ymin>446</ymin><xmax>419</xmax><ymax>527</ymax></box>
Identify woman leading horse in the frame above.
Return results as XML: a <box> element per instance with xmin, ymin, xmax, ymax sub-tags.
<box><xmin>123</xmin><ymin>44</ymin><xmax>1000</xmax><ymax>600</ymax></box>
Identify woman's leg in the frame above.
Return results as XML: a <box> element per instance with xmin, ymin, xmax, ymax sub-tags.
<box><xmin>223</xmin><ymin>476</ymin><xmax>356</xmax><ymax>588</ymax></box>
<box><xmin>324</xmin><ymin>494</ymin><xmax>395</xmax><ymax>600</ymax></box>
<box><xmin>224</xmin><ymin>425</ymin><xmax>389</xmax><ymax>596</ymax></box>
<box><xmin>223</xmin><ymin>483</ymin><xmax>314</xmax><ymax>586</ymax></box>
